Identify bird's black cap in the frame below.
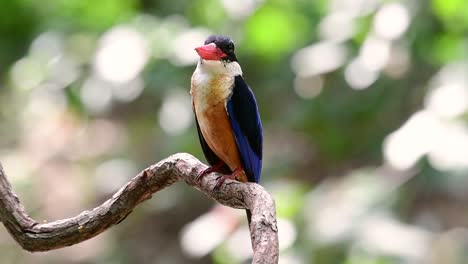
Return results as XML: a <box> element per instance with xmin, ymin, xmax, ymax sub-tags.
<box><xmin>204</xmin><ymin>35</ymin><xmax>237</xmax><ymax>62</ymax></box>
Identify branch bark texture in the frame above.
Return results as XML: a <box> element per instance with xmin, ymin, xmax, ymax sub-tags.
<box><xmin>0</xmin><ymin>153</ymin><xmax>278</xmax><ymax>264</ymax></box>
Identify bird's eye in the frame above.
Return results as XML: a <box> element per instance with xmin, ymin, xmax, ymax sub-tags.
<box><xmin>228</xmin><ymin>43</ymin><xmax>234</xmax><ymax>51</ymax></box>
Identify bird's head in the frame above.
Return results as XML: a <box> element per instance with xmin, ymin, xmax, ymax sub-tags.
<box><xmin>195</xmin><ymin>35</ymin><xmax>238</xmax><ymax>63</ymax></box>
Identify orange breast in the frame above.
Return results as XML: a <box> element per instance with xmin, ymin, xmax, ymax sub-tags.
<box><xmin>198</xmin><ymin>102</ymin><xmax>242</xmax><ymax>169</ymax></box>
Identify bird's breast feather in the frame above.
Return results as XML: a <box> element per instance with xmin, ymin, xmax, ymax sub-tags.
<box><xmin>191</xmin><ymin>72</ymin><xmax>234</xmax><ymax>114</ymax></box>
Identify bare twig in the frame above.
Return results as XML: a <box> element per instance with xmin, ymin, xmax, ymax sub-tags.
<box><xmin>0</xmin><ymin>153</ymin><xmax>278</xmax><ymax>264</ymax></box>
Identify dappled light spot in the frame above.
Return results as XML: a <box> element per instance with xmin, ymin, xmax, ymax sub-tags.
<box><xmin>385</xmin><ymin>62</ymin><xmax>468</xmax><ymax>171</ymax></box>
<box><xmin>385</xmin><ymin>110</ymin><xmax>468</xmax><ymax>171</ymax></box>
<box><xmin>80</xmin><ymin>74</ymin><xmax>144</xmax><ymax>113</ymax></box>
<box><xmin>68</xmin><ymin>119</ymin><xmax>128</xmax><ymax>159</ymax></box>
<box><xmin>356</xmin><ymin>214</ymin><xmax>432</xmax><ymax>260</ymax></box>
<box><xmin>359</xmin><ymin>35</ymin><xmax>391</xmax><ymax>72</ymax></box>
<box><xmin>48</xmin><ymin>55</ymin><xmax>81</xmax><ymax>88</ymax></box>
<box><xmin>277</xmin><ymin>218</ymin><xmax>297</xmax><ymax>251</ymax></box>
<box><xmin>23</xmin><ymin>32</ymin><xmax>81</xmax><ymax>91</ymax></box>
<box><xmin>426</xmin><ymin>82</ymin><xmax>468</xmax><ymax>119</ymax></box>
<box><xmin>151</xmin><ymin>15</ymin><xmax>192</xmax><ymax>59</ymax></box>
<box><xmin>10</xmin><ymin>57</ymin><xmax>45</xmax><ymax>91</ymax></box>
<box><xmin>0</xmin><ymin>152</ymin><xmax>34</xmax><ymax>182</ymax></box>
<box><xmin>158</xmin><ymin>90</ymin><xmax>192</xmax><ymax>135</ymax></box>
<box><xmin>30</xmin><ymin>31</ymin><xmax>64</xmax><ymax>63</ymax></box>
<box><xmin>169</xmin><ymin>28</ymin><xmax>212</xmax><ymax>66</ymax></box>
<box><xmin>94</xmin><ymin>26</ymin><xmax>149</xmax><ymax>83</ymax></box>
<box><xmin>180</xmin><ymin>206</ymin><xmax>237</xmax><ymax>258</ymax></box>
<box><xmin>304</xmin><ymin>169</ymin><xmax>390</xmax><ymax>244</ymax></box>
<box><xmin>94</xmin><ymin>159</ymin><xmax>137</xmax><ymax>194</ymax></box>
<box><xmin>80</xmin><ymin>77</ymin><xmax>113</xmax><ymax>114</ymax></box>
<box><xmin>344</xmin><ymin>57</ymin><xmax>378</xmax><ymax>90</ymax></box>
<box><xmin>225</xmin><ymin>225</ymin><xmax>253</xmax><ymax>262</ymax></box>
<box><xmin>329</xmin><ymin>0</ymin><xmax>377</xmax><ymax>16</ymax></box>
<box><xmin>294</xmin><ymin>75</ymin><xmax>324</xmax><ymax>99</ymax></box>
<box><xmin>291</xmin><ymin>41</ymin><xmax>348</xmax><ymax>77</ymax></box>
<box><xmin>278</xmin><ymin>254</ymin><xmax>303</xmax><ymax>264</ymax></box>
<box><xmin>142</xmin><ymin>185</ymin><xmax>181</xmax><ymax>212</ymax></box>
<box><xmin>373</xmin><ymin>2</ymin><xmax>410</xmax><ymax>40</ymax></box>
<box><xmin>23</xmin><ymin>84</ymin><xmax>68</xmax><ymax>123</ymax></box>
<box><xmin>426</xmin><ymin>63</ymin><xmax>468</xmax><ymax>118</ymax></box>
<box><xmin>20</xmin><ymin>108</ymin><xmax>81</xmax><ymax>166</ymax></box>
<box><xmin>319</xmin><ymin>11</ymin><xmax>356</xmax><ymax>42</ymax></box>
<box><xmin>221</xmin><ymin>0</ymin><xmax>261</xmax><ymax>19</ymax></box>
<box><xmin>111</xmin><ymin>76</ymin><xmax>145</xmax><ymax>103</ymax></box>
<box><xmin>384</xmin><ymin>110</ymin><xmax>440</xmax><ymax>170</ymax></box>
<box><xmin>428</xmin><ymin>122</ymin><xmax>468</xmax><ymax>170</ymax></box>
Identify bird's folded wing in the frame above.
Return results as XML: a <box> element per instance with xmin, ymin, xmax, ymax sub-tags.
<box><xmin>226</xmin><ymin>76</ymin><xmax>263</xmax><ymax>183</ymax></box>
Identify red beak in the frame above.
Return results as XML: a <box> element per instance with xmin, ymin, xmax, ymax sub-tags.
<box><xmin>194</xmin><ymin>43</ymin><xmax>227</xmax><ymax>61</ymax></box>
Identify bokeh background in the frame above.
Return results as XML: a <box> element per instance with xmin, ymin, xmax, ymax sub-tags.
<box><xmin>1</xmin><ymin>0</ymin><xmax>468</xmax><ymax>263</ymax></box>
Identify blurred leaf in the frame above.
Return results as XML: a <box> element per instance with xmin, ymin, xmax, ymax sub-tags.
<box><xmin>343</xmin><ymin>254</ymin><xmax>398</xmax><ymax>264</ymax></box>
<box><xmin>432</xmin><ymin>0</ymin><xmax>468</xmax><ymax>32</ymax></box>
<box><xmin>212</xmin><ymin>245</ymin><xmax>239</xmax><ymax>264</ymax></box>
<box><xmin>186</xmin><ymin>0</ymin><xmax>226</xmax><ymax>28</ymax></box>
<box><xmin>65</xmin><ymin>85</ymin><xmax>85</xmax><ymax>114</ymax></box>
<box><xmin>430</xmin><ymin>33</ymin><xmax>467</xmax><ymax>63</ymax></box>
<box><xmin>274</xmin><ymin>182</ymin><xmax>307</xmax><ymax>219</ymax></box>
<box><xmin>19</xmin><ymin>0</ymin><xmax>138</xmax><ymax>31</ymax></box>
<box><xmin>0</xmin><ymin>0</ymin><xmax>38</xmax><ymax>67</ymax></box>
<box><xmin>245</xmin><ymin>5</ymin><xmax>309</xmax><ymax>59</ymax></box>
<box><xmin>352</xmin><ymin>15</ymin><xmax>372</xmax><ymax>45</ymax></box>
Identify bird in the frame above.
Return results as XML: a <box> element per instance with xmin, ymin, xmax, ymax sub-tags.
<box><xmin>191</xmin><ymin>35</ymin><xmax>263</xmax><ymax>223</ymax></box>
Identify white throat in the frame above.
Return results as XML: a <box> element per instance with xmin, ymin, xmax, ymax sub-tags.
<box><xmin>196</xmin><ymin>59</ymin><xmax>243</xmax><ymax>77</ymax></box>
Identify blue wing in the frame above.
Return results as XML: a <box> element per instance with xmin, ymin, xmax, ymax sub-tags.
<box><xmin>226</xmin><ymin>75</ymin><xmax>263</xmax><ymax>183</ymax></box>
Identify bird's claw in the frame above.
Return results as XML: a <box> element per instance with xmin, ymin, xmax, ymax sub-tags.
<box><xmin>196</xmin><ymin>163</ymin><xmax>225</xmax><ymax>181</ymax></box>
<box><xmin>214</xmin><ymin>174</ymin><xmax>237</xmax><ymax>190</ymax></box>
<box><xmin>196</xmin><ymin>167</ymin><xmax>215</xmax><ymax>181</ymax></box>
<box><xmin>213</xmin><ymin>167</ymin><xmax>243</xmax><ymax>190</ymax></box>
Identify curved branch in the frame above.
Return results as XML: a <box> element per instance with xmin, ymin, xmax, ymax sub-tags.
<box><xmin>0</xmin><ymin>153</ymin><xmax>278</xmax><ymax>264</ymax></box>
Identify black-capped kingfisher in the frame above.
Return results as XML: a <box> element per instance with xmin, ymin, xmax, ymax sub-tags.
<box><xmin>191</xmin><ymin>35</ymin><xmax>263</xmax><ymax>206</ymax></box>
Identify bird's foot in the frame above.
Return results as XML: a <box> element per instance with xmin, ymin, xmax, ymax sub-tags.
<box><xmin>214</xmin><ymin>167</ymin><xmax>243</xmax><ymax>190</ymax></box>
<box><xmin>196</xmin><ymin>162</ymin><xmax>225</xmax><ymax>181</ymax></box>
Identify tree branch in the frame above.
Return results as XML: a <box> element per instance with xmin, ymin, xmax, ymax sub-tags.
<box><xmin>0</xmin><ymin>153</ymin><xmax>278</xmax><ymax>264</ymax></box>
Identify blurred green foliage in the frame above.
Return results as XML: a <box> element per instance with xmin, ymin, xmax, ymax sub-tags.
<box><xmin>1</xmin><ymin>0</ymin><xmax>468</xmax><ymax>264</ymax></box>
